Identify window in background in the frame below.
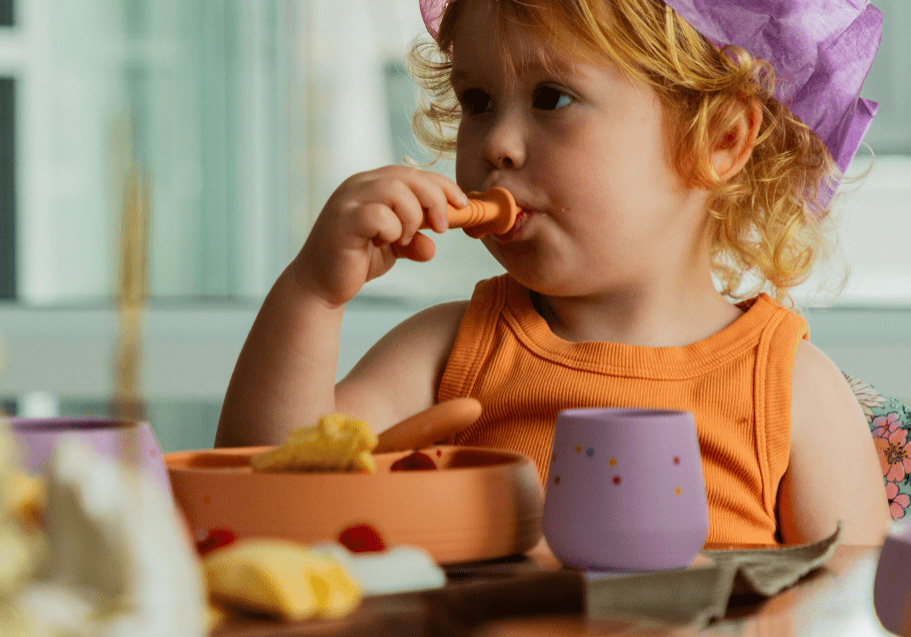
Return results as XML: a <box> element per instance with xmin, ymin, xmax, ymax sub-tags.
<box><xmin>5</xmin><ymin>0</ymin><xmax>498</xmax><ymax>305</ymax></box>
<box><xmin>0</xmin><ymin>77</ymin><xmax>13</xmax><ymax>299</ymax></box>
<box><xmin>861</xmin><ymin>0</ymin><xmax>911</xmax><ymax>155</ymax></box>
<box><xmin>1</xmin><ymin>0</ymin><xmax>15</xmax><ymax>299</ymax></box>
<box><xmin>9</xmin><ymin>0</ymin><xmax>293</xmax><ymax>302</ymax></box>
<box><xmin>801</xmin><ymin>0</ymin><xmax>911</xmax><ymax>306</ymax></box>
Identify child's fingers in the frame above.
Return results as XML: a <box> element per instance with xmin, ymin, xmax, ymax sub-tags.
<box><xmin>355</xmin><ymin>166</ymin><xmax>467</xmax><ymax>237</ymax></box>
<box><xmin>357</xmin><ymin>202</ymin><xmax>408</xmax><ymax>247</ymax></box>
<box><xmin>392</xmin><ymin>232</ymin><xmax>437</xmax><ymax>262</ymax></box>
<box><xmin>409</xmin><ymin>184</ymin><xmax>449</xmax><ymax>233</ymax></box>
<box><xmin>433</xmin><ymin>173</ymin><xmax>471</xmax><ymax>212</ymax></box>
<box><xmin>322</xmin><ymin>165</ymin><xmax>466</xmax><ymax>259</ymax></box>
<box><xmin>406</xmin><ymin>174</ymin><xmax>468</xmax><ymax>234</ymax></box>
<box><xmin>378</xmin><ymin>179</ymin><xmax>427</xmax><ymax>246</ymax></box>
<box><xmin>348</xmin><ymin>182</ymin><xmax>422</xmax><ymax>247</ymax></box>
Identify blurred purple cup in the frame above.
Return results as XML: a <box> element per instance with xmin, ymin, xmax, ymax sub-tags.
<box><xmin>7</xmin><ymin>417</ymin><xmax>172</xmax><ymax>499</ymax></box>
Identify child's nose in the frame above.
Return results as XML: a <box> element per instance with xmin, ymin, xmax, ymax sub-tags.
<box><xmin>482</xmin><ymin>115</ymin><xmax>526</xmax><ymax>171</ymax></box>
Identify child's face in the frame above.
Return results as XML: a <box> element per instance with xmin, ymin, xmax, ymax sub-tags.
<box><xmin>450</xmin><ymin>0</ymin><xmax>711</xmax><ymax>299</ymax></box>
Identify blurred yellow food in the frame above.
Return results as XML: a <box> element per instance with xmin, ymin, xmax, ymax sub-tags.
<box><xmin>203</xmin><ymin>539</ymin><xmax>361</xmax><ymax>621</ymax></box>
<box><xmin>251</xmin><ymin>414</ymin><xmax>378</xmax><ymax>473</ymax></box>
<box><xmin>4</xmin><ymin>474</ymin><xmax>44</xmax><ymax>530</ymax></box>
<box><xmin>1</xmin><ymin>422</ymin><xmax>45</xmax><ymax>600</ymax></box>
<box><xmin>0</xmin><ymin>525</ymin><xmax>33</xmax><ymax>595</ymax></box>
<box><xmin>206</xmin><ymin>602</ymin><xmax>228</xmax><ymax>632</ymax></box>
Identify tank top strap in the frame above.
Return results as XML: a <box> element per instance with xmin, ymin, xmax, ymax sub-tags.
<box><xmin>750</xmin><ymin>297</ymin><xmax>810</xmax><ymax>516</ymax></box>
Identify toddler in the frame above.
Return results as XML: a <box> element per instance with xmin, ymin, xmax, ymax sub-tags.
<box><xmin>217</xmin><ymin>0</ymin><xmax>891</xmax><ymax>545</ymax></box>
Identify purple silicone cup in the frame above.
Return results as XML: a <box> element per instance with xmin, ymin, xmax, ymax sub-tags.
<box><xmin>8</xmin><ymin>417</ymin><xmax>173</xmax><ymax>500</ymax></box>
<box><xmin>543</xmin><ymin>408</ymin><xmax>709</xmax><ymax>571</ymax></box>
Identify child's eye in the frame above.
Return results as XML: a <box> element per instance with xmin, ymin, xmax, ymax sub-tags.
<box><xmin>458</xmin><ymin>88</ymin><xmax>493</xmax><ymax>115</ymax></box>
<box><xmin>533</xmin><ymin>87</ymin><xmax>573</xmax><ymax>111</ymax></box>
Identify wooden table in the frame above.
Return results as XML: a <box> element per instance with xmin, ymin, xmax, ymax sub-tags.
<box><xmin>213</xmin><ymin>541</ymin><xmax>895</xmax><ymax>637</ymax></box>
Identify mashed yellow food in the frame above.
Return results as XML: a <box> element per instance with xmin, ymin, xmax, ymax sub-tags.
<box><xmin>251</xmin><ymin>414</ymin><xmax>378</xmax><ymax>473</ymax></box>
<box><xmin>204</xmin><ymin>539</ymin><xmax>361</xmax><ymax>621</ymax></box>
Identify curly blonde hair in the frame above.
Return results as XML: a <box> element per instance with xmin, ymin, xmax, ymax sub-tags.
<box><xmin>409</xmin><ymin>0</ymin><xmax>841</xmax><ymax>304</ymax></box>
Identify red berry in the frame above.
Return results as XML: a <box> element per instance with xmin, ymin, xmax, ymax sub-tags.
<box><xmin>338</xmin><ymin>523</ymin><xmax>386</xmax><ymax>553</ymax></box>
<box><xmin>390</xmin><ymin>450</ymin><xmax>437</xmax><ymax>471</ymax></box>
<box><xmin>196</xmin><ymin>528</ymin><xmax>238</xmax><ymax>555</ymax></box>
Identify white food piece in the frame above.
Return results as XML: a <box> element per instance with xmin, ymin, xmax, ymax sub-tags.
<box><xmin>313</xmin><ymin>542</ymin><xmax>446</xmax><ymax>595</ymax></box>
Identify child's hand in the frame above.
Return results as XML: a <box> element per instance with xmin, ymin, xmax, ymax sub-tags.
<box><xmin>293</xmin><ymin>166</ymin><xmax>468</xmax><ymax>307</ymax></box>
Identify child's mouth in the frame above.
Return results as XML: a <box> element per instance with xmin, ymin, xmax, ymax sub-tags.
<box><xmin>493</xmin><ymin>209</ymin><xmax>531</xmax><ymax>242</ymax></box>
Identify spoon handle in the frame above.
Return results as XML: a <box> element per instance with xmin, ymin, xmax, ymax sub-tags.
<box><xmin>420</xmin><ymin>187</ymin><xmax>519</xmax><ymax>238</ymax></box>
<box><xmin>374</xmin><ymin>398</ymin><xmax>483</xmax><ymax>454</ymax></box>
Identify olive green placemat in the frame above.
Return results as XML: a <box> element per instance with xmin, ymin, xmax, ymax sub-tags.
<box><xmin>583</xmin><ymin>522</ymin><xmax>843</xmax><ymax>629</ymax></box>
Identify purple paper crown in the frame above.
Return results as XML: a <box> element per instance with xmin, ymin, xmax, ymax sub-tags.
<box><xmin>419</xmin><ymin>0</ymin><xmax>882</xmax><ymax>183</ymax></box>
<box><xmin>664</xmin><ymin>0</ymin><xmax>882</xmax><ymax>179</ymax></box>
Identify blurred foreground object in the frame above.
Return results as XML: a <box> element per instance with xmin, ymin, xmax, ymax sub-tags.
<box><xmin>16</xmin><ymin>437</ymin><xmax>207</xmax><ymax>637</ymax></box>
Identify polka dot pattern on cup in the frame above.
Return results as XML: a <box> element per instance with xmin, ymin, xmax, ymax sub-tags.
<box><xmin>555</xmin><ymin>445</ymin><xmax>690</xmax><ymax>496</ymax></box>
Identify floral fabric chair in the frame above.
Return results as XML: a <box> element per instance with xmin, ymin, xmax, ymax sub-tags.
<box><xmin>845</xmin><ymin>374</ymin><xmax>911</xmax><ymax>520</ymax></box>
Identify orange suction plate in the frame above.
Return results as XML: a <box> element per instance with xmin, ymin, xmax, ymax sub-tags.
<box><xmin>165</xmin><ymin>445</ymin><xmax>544</xmax><ymax>564</ymax></box>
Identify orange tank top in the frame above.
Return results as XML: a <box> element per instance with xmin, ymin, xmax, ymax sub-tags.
<box><xmin>438</xmin><ymin>275</ymin><xmax>809</xmax><ymax>545</ymax></box>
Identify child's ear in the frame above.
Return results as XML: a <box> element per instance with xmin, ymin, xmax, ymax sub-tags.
<box><xmin>711</xmin><ymin>98</ymin><xmax>763</xmax><ymax>181</ymax></box>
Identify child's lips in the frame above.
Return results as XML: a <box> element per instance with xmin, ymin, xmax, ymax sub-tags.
<box><xmin>493</xmin><ymin>208</ymin><xmax>532</xmax><ymax>242</ymax></box>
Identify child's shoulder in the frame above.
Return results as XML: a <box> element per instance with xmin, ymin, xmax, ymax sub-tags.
<box><xmin>790</xmin><ymin>339</ymin><xmax>865</xmax><ymax>441</ymax></box>
<box><xmin>366</xmin><ymin>299</ymin><xmax>468</xmax><ymax>357</ymax></box>
<box><xmin>781</xmin><ymin>339</ymin><xmax>891</xmax><ymax>543</ymax></box>
<box><xmin>407</xmin><ymin>299</ymin><xmax>470</xmax><ymax>333</ymax></box>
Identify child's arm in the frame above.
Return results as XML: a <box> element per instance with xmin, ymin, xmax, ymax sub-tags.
<box><xmin>215</xmin><ymin>166</ymin><xmax>469</xmax><ymax>447</ymax></box>
<box><xmin>778</xmin><ymin>340</ymin><xmax>892</xmax><ymax>545</ymax></box>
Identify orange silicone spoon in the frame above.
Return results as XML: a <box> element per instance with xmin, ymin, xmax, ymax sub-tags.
<box><xmin>421</xmin><ymin>187</ymin><xmax>520</xmax><ymax>238</ymax></box>
<box><xmin>374</xmin><ymin>398</ymin><xmax>482</xmax><ymax>454</ymax></box>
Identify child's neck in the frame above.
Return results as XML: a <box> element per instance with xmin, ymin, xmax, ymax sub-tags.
<box><xmin>530</xmin><ymin>279</ymin><xmax>743</xmax><ymax>348</ymax></box>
